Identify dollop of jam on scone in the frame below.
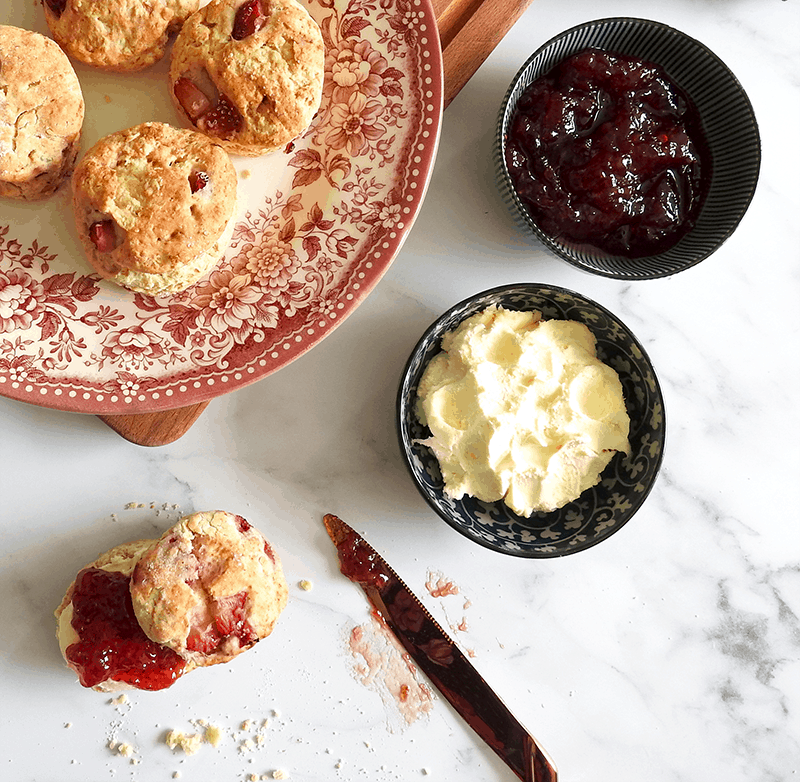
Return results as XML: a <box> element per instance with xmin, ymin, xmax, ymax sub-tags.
<box><xmin>55</xmin><ymin>540</ymin><xmax>189</xmax><ymax>692</ymax></box>
<box><xmin>72</xmin><ymin>122</ymin><xmax>237</xmax><ymax>295</ymax></box>
<box><xmin>170</xmin><ymin>0</ymin><xmax>324</xmax><ymax>155</ymax></box>
<box><xmin>55</xmin><ymin>512</ymin><xmax>288</xmax><ymax>691</ymax></box>
<box><xmin>42</xmin><ymin>0</ymin><xmax>199</xmax><ymax>72</ymax></box>
<box><xmin>0</xmin><ymin>25</ymin><xmax>85</xmax><ymax>201</ymax></box>
<box><xmin>130</xmin><ymin>511</ymin><xmax>288</xmax><ymax>667</ymax></box>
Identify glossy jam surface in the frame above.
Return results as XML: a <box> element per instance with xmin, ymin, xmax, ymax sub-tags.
<box><xmin>66</xmin><ymin>568</ymin><xmax>185</xmax><ymax>690</ymax></box>
<box><xmin>505</xmin><ymin>48</ymin><xmax>709</xmax><ymax>257</ymax></box>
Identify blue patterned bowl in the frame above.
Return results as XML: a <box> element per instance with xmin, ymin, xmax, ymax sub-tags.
<box><xmin>396</xmin><ymin>284</ymin><xmax>665</xmax><ymax>557</ymax></box>
<box><xmin>495</xmin><ymin>17</ymin><xmax>761</xmax><ymax>279</ymax></box>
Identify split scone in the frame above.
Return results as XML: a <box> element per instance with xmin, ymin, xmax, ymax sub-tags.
<box><xmin>42</xmin><ymin>0</ymin><xmax>199</xmax><ymax>72</ymax></box>
<box><xmin>55</xmin><ymin>539</ymin><xmax>191</xmax><ymax>692</ymax></box>
<box><xmin>0</xmin><ymin>25</ymin><xmax>85</xmax><ymax>201</ymax></box>
<box><xmin>170</xmin><ymin>0</ymin><xmax>324</xmax><ymax>155</ymax></box>
<box><xmin>130</xmin><ymin>511</ymin><xmax>289</xmax><ymax>667</ymax></box>
<box><xmin>72</xmin><ymin>122</ymin><xmax>237</xmax><ymax>295</ymax></box>
<box><xmin>55</xmin><ymin>511</ymin><xmax>288</xmax><ymax>692</ymax></box>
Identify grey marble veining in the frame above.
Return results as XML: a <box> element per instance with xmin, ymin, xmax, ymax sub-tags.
<box><xmin>1</xmin><ymin>0</ymin><xmax>799</xmax><ymax>780</ymax></box>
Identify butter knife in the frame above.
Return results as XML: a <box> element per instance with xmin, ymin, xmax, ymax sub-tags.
<box><xmin>323</xmin><ymin>514</ymin><xmax>558</xmax><ymax>782</ymax></box>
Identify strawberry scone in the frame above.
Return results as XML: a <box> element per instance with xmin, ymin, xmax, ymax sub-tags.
<box><xmin>169</xmin><ymin>0</ymin><xmax>324</xmax><ymax>155</ymax></box>
<box><xmin>55</xmin><ymin>539</ymin><xmax>190</xmax><ymax>692</ymax></box>
<box><xmin>72</xmin><ymin>122</ymin><xmax>237</xmax><ymax>295</ymax></box>
<box><xmin>55</xmin><ymin>511</ymin><xmax>288</xmax><ymax>691</ymax></box>
<box><xmin>130</xmin><ymin>511</ymin><xmax>288</xmax><ymax>667</ymax></box>
<box><xmin>42</xmin><ymin>0</ymin><xmax>199</xmax><ymax>72</ymax></box>
<box><xmin>0</xmin><ymin>25</ymin><xmax>84</xmax><ymax>201</ymax></box>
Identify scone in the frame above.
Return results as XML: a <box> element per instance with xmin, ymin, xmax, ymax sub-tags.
<box><xmin>72</xmin><ymin>122</ymin><xmax>237</xmax><ymax>295</ymax></box>
<box><xmin>42</xmin><ymin>0</ymin><xmax>199</xmax><ymax>72</ymax></box>
<box><xmin>170</xmin><ymin>0</ymin><xmax>324</xmax><ymax>155</ymax></box>
<box><xmin>0</xmin><ymin>25</ymin><xmax>84</xmax><ymax>201</ymax></box>
<box><xmin>130</xmin><ymin>511</ymin><xmax>288</xmax><ymax>667</ymax></box>
<box><xmin>55</xmin><ymin>539</ymin><xmax>190</xmax><ymax>692</ymax></box>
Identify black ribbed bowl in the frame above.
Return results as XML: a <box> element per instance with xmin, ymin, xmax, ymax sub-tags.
<box><xmin>495</xmin><ymin>17</ymin><xmax>761</xmax><ymax>279</ymax></box>
<box><xmin>396</xmin><ymin>284</ymin><xmax>666</xmax><ymax>558</ymax></box>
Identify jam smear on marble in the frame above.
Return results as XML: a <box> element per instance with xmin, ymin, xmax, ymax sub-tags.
<box><xmin>505</xmin><ymin>48</ymin><xmax>710</xmax><ymax>257</ymax></box>
<box><xmin>66</xmin><ymin>568</ymin><xmax>185</xmax><ymax>690</ymax></box>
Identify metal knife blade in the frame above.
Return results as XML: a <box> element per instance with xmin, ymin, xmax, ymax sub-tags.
<box><xmin>323</xmin><ymin>514</ymin><xmax>558</xmax><ymax>782</ymax></box>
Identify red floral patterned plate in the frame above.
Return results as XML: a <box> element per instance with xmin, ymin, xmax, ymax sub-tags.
<box><xmin>0</xmin><ymin>0</ymin><xmax>442</xmax><ymax>414</ymax></box>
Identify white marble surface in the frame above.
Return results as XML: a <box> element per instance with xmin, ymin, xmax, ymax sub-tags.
<box><xmin>2</xmin><ymin>0</ymin><xmax>799</xmax><ymax>780</ymax></box>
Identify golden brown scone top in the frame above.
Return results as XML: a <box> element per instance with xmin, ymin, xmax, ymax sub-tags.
<box><xmin>72</xmin><ymin>122</ymin><xmax>237</xmax><ymax>275</ymax></box>
<box><xmin>43</xmin><ymin>0</ymin><xmax>199</xmax><ymax>72</ymax></box>
<box><xmin>0</xmin><ymin>25</ymin><xmax>84</xmax><ymax>184</ymax></box>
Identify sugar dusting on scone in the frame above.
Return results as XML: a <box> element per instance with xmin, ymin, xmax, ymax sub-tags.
<box><xmin>71</xmin><ymin>122</ymin><xmax>238</xmax><ymax>295</ymax></box>
<box><xmin>130</xmin><ymin>511</ymin><xmax>288</xmax><ymax>667</ymax></box>
<box><xmin>42</xmin><ymin>0</ymin><xmax>200</xmax><ymax>72</ymax></box>
<box><xmin>0</xmin><ymin>25</ymin><xmax>85</xmax><ymax>201</ymax></box>
<box><xmin>170</xmin><ymin>0</ymin><xmax>325</xmax><ymax>156</ymax></box>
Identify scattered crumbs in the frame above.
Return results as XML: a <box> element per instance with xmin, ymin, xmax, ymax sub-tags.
<box><xmin>239</xmin><ymin>738</ymin><xmax>255</xmax><ymax>754</ymax></box>
<box><xmin>456</xmin><ymin>618</ymin><xmax>468</xmax><ymax>632</ymax></box>
<box><xmin>240</xmin><ymin>169</ymin><xmax>251</xmax><ymax>180</ymax></box>
<box><xmin>241</xmin><ymin>719</ymin><xmax>253</xmax><ymax>732</ymax></box>
<box><xmin>108</xmin><ymin>740</ymin><xmax>117</xmax><ymax>751</ymax></box>
<box><xmin>205</xmin><ymin>724</ymin><xmax>223</xmax><ymax>747</ymax></box>
<box><xmin>463</xmin><ymin>599</ymin><xmax>472</xmax><ymax>610</ymax></box>
<box><xmin>255</xmin><ymin>733</ymin><xmax>266</xmax><ymax>747</ymax></box>
<box><xmin>111</xmin><ymin>694</ymin><xmax>128</xmax><ymax>707</ymax></box>
<box><xmin>110</xmin><ymin>513</ymin><xmax>117</xmax><ymax>521</ymax></box>
<box><xmin>298</xmin><ymin>579</ymin><xmax>313</xmax><ymax>591</ymax></box>
<box><xmin>422</xmin><ymin>768</ymin><xmax>432</xmax><ymax>776</ymax></box>
<box><xmin>272</xmin><ymin>770</ymin><xmax>289</xmax><ymax>780</ymax></box>
<box><xmin>104</xmin><ymin>94</ymin><xmax>112</xmax><ymax>103</ymax></box>
<box><xmin>64</xmin><ymin>723</ymin><xmax>72</xmax><ymax>729</ymax></box>
<box><xmin>261</xmin><ymin>718</ymin><xmax>270</xmax><ymax>728</ymax></box>
<box><xmin>173</xmin><ymin>773</ymin><xmax>181</xmax><ymax>779</ymax></box>
<box><xmin>165</xmin><ymin>730</ymin><xmax>203</xmax><ymax>755</ymax></box>
<box><xmin>467</xmin><ymin>648</ymin><xmax>476</xmax><ymax>658</ymax></box>
<box><xmin>117</xmin><ymin>743</ymin><xmax>134</xmax><ymax>758</ymax></box>
<box><xmin>248</xmin><ymin>775</ymin><xmax>259</xmax><ymax>782</ymax></box>
<box><xmin>271</xmin><ymin>709</ymin><xmax>281</xmax><ymax>718</ymax></box>
<box><xmin>131</xmin><ymin>758</ymin><xmax>140</xmax><ymax>766</ymax></box>
<box><xmin>335</xmin><ymin>761</ymin><xmax>343</xmax><ymax>769</ymax></box>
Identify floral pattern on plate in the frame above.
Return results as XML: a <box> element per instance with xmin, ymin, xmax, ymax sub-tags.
<box><xmin>0</xmin><ymin>0</ymin><xmax>442</xmax><ymax>413</ymax></box>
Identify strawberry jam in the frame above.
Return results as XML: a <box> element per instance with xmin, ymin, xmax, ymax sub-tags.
<box><xmin>505</xmin><ymin>48</ymin><xmax>709</xmax><ymax>257</ymax></box>
<box><xmin>66</xmin><ymin>568</ymin><xmax>185</xmax><ymax>690</ymax></box>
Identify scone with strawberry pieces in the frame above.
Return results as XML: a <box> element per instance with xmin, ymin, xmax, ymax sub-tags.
<box><xmin>170</xmin><ymin>0</ymin><xmax>324</xmax><ymax>155</ymax></box>
<box><xmin>72</xmin><ymin>122</ymin><xmax>237</xmax><ymax>295</ymax></box>
<box><xmin>130</xmin><ymin>511</ymin><xmax>289</xmax><ymax>667</ymax></box>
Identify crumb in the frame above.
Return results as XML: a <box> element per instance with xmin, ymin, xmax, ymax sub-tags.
<box><xmin>117</xmin><ymin>743</ymin><xmax>133</xmax><ymax>758</ymax></box>
<box><xmin>241</xmin><ymin>719</ymin><xmax>253</xmax><ymax>731</ymax></box>
<box><xmin>422</xmin><ymin>768</ymin><xmax>431</xmax><ymax>776</ymax></box>
<box><xmin>173</xmin><ymin>773</ymin><xmax>181</xmax><ymax>779</ymax></box>
<box><xmin>104</xmin><ymin>95</ymin><xmax>112</xmax><ymax>103</ymax></box>
<box><xmin>248</xmin><ymin>775</ymin><xmax>258</xmax><ymax>782</ymax></box>
<box><xmin>131</xmin><ymin>758</ymin><xmax>140</xmax><ymax>765</ymax></box>
<box><xmin>261</xmin><ymin>719</ymin><xmax>270</xmax><ymax>728</ymax></box>
<box><xmin>298</xmin><ymin>579</ymin><xmax>313</xmax><ymax>591</ymax></box>
<box><xmin>111</xmin><ymin>694</ymin><xmax>128</xmax><ymax>706</ymax></box>
<box><xmin>240</xmin><ymin>170</ymin><xmax>251</xmax><ymax>180</ymax></box>
<box><xmin>64</xmin><ymin>723</ymin><xmax>72</xmax><ymax>729</ymax></box>
<box><xmin>272</xmin><ymin>771</ymin><xmax>289</xmax><ymax>780</ymax></box>
<box><xmin>271</xmin><ymin>709</ymin><xmax>280</xmax><ymax>718</ymax></box>
<box><xmin>165</xmin><ymin>730</ymin><xmax>203</xmax><ymax>755</ymax></box>
<box><xmin>205</xmin><ymin>724</ymin><xmax>223</xmax><ymax>747</ymax></box>
<box><xmin>108</xmin><ymin>740</ymin><xmax>117</xmax><ymax>751</ymax></box>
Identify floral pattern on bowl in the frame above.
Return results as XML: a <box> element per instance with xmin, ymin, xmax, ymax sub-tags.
<box><xmin>396</xmin><ymin>284</ymin><xmax>666</xmax><ymax>558</ymax></box>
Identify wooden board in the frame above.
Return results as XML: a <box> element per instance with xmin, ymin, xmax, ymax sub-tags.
<box><xmin>99</xmin><ymin>0</ymin><xmax>535</xmax><ymax>446</ymax></box>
